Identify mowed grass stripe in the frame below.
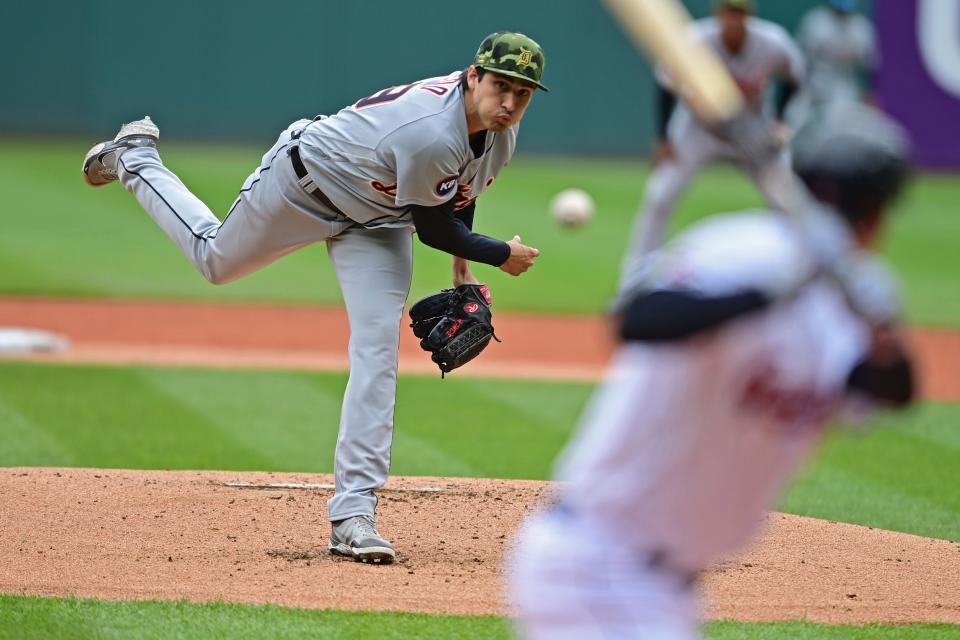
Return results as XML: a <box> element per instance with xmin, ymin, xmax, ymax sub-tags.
<box><xmin>782</xmin><ymin>465</ymin><xmax>960</xmax><ymax>542</ymax></box>
<box><xmin>0</xmin><ymin>396</ymin><xmax>74</xmax><ymax>465</ymax></box>
<box><xmin>871</xmin><ymin>403</ymin><xmax>960</xmax><ymax>451</ymax></box>
<box><xmin>0</xmin><ymin>595</ymin><xmax>509</xmax><ymax>640</ymax></box>
<box><xmin>781</xmin><ymin>405</ymin><xmax>960</xmax><ymax>541</ymax></box>
<box><xmin>0</xmin><ymin>364</ymin><xmax>276</xmax><ymax>471</ymax></box>
<box><xmin>884</xmin><ymin>174</ymin><xmax>960</xmax><ymax>326</ymax></box>
<box><xmin>1</xmin><ymin>595</ymin><xmax>958</xmax><ymax>640</ymax></box>
<box><xmin>393</xmin><ymin>376</ymin><xmax>587</xmax><ymax>480</ymax></box>
<box><xmin>1</xmin><ymin>361</ymin><xmax>958</xmax><ymax>540</ymax></box>
<box><xmin>0</xmin><ymin>362</ymin><xmax>589</xmax><ymax>478</ymax></box>
<box><xmin>707</xmin><ymin>620</ymin><xmax>960</xmax><ymax>640</ymax></box>
<box><xmin>140</xmin><ymin>368</ymin><xmax>346</xmax><ymax>471</ymax></box>
<box><xmin>2</xmin><ymin>141</ymin><xmax>959</xmax><ymax>324</ymax></box>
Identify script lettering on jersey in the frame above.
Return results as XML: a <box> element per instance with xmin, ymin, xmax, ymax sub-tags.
<box><xmin>355</xmin><ymin>74</ymin><xmax>461</xmax><ymax>109</ymax></box>
<box><xmin>370</xmin><ymin>181</ymin><xmax>398</xmax><ymax>197</ymax></box>
<box><xmin>738</xmin><ymin>363</ymin><xmax>838</xmax><ymax>433</ymax></box>
<box><xmin>452</xmin><ymin>183</ymin><xmax>478</xmax><ymax>211</ymax></box>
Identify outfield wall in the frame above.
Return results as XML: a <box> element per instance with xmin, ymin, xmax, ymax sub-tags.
<box><xmin>2</xmin><ymin>0</ymin><xmax>835</xmax><ymax>154</ymax></box>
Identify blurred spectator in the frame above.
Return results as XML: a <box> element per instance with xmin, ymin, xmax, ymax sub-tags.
<box><xmin>618</xmin><ymin>0</ymin><xmax>804</xmax><ymax>295</ymax></box>
<box><xmin>789</xmin><ymin>0</ymin><xmax>878</xmax><ymax>125</ymax></box>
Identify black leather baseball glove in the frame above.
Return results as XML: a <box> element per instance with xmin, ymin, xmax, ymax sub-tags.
<box><xmin>409</xmin><ymin>283</ymin><xmax>499</xmax><ymax>376</ymax></box>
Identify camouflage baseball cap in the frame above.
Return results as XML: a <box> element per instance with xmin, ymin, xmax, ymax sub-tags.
<box><xmin>473</xmin><ymin>31</ymin><xmax>549</xmax><ymax>92</ymax></box>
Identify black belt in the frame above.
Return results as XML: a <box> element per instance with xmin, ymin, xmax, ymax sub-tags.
<box><xmin>552</xmin><ymin>502</ymin><xmax>699</xmax><ymax>589</ymax></box>
<box><xmin>288</xmin><ymin>144</ymin><xmax>347</xmax><ymax>218</ymax></box>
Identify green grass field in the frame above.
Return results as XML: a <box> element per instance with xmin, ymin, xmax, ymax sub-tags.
<box><xmin>1</xmin><ymin>139</ymin><xmax>958</xmax><ymax>324</ymax></box>
<box><xmin>5</xmin><ymin>596</ymin><xmax>959</xmax><ymax>640</ymax></box>
<box><xmin>1</xmin><ymin>362</ymin><xmax>958</xmax><ymax>542</ymax></box>
<box><xmin>1</xmin><ymin>140</ymin><xmax>958</xmax><ymax>638</ymax></box>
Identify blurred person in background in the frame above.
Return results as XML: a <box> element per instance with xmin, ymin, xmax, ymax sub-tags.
<box><xmin>619</xmin><ymin>0</ymin><xmax>804</xmax><ymax>295</ymax></box>
<box><xmin>789</xmin><ymin>0</ymin><xmax>878</xmax><ymax>127</ymax></box>
<box><xmin>509</xmin><ymin>103</ymin><xmax>914</xmax><ymax>640</ymax></box>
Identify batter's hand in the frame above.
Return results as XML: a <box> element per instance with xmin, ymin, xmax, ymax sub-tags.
<box><xmin>867</xmin><ymin>322</ymin><xmax>910</xmax><ymax>367</ymax></box>
<box><xmin>773</xmin><ymin>121</ymin><xmax>793</xmax><ymax>150</ymax></box>
<box><xmin>500</xmin><ymin>235</ymin><xmax>540</xmax><ymax>276</ymax></box>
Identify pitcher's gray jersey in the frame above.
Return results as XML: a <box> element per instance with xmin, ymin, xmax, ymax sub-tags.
<box><xmin>659</xmin><ymin>17</ymin><xmax>804</xmax><ymax>136</ymax></box>
<box><xmin>298</xmin><ymin>71</ymin><xmax>516</xmax><ymax>228</ymax></box>
<box><xmin>797</xmin><ymin>6</ymin><xmax>876</xmax><ymax>104</ymax></box>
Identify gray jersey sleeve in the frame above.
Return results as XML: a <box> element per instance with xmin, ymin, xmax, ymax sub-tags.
<box><xmin>380</xmin><ymin>121</ymin><xmax>463</xmax><ymax>208</ymax></box>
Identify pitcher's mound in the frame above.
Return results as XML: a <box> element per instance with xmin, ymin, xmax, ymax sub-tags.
<box><xmin>1</xmin><ymin>468</ymin><xmax>958</xmax><ymax>623</ymax></box>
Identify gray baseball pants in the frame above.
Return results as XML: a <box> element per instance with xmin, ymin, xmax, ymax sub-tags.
<box><xmin>117</xmin><ymin>122</ymin><xmax>413</xmax><ymax>522</ymax></box>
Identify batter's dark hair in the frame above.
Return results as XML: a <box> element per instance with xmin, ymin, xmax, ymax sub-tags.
<box><xmin>460</xmin><ymin>66</ymin><xmax>487</xmax><ymax>92</ymax></box>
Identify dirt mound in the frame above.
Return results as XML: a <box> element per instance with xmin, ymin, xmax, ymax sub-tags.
<box><xmin>2</xmin><ymin>468</ymin><xmax>958</xmax><ymax>623</ymax></box>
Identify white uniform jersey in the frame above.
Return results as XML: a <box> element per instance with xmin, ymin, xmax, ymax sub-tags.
<box><xmin>556</xmin><ymin>212</ymin><xmax>869</xmax><ymax>572</ymax></box>
<box><xmin>661</xmin><ymin>17</ymin><xmax>805</xmax><ymax>139</ymax></box>
<box><xmin>298</xmin><ymin>71</ymin><xmax>516</xmax><ymax>228</ymax></box>
<box><xmin>797</xmin><ymin>7</ymin><xmax>877</xmax><ymax>104</ymax></box>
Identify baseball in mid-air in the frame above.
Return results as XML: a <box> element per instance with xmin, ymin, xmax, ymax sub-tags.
<box><xmin>549</xmin><ymin>188</ymin><xmax>595</xmax><ymax>228</ymax></box>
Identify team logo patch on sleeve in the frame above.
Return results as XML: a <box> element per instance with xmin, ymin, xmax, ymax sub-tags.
<box><xmin>435</xmin><ymin>175</ymin><xmax>460</xmax><ymax>198</ymax></box>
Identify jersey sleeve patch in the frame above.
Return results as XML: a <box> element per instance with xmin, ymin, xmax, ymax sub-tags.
<box><xmin>435</xmin><ymin>175</ymin><xmax>460</xmax><ymax>198</ymax></box>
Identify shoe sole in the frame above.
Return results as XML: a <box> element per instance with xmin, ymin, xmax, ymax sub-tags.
<box><xmin>82</xmin><ymin>119</ymin><xmax>160</xmax><ymax>187</ymax></box>
<box><xmin>114</xmin><ymin>120</ymin><xmax>159</xmax><ymax>141</ymax></box>
<box><xmin>329</xmin><ymin>541</ymin><xmax>396</xmax><ymax>565</ymax></box>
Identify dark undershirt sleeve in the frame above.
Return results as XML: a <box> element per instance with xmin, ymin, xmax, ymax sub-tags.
<box><xmin>657</xmin><ymin>84</ymin><xmax>677</xmax><ymax>141</ymax></box>
<box><xmin>453</xmin><ymin>202</ymin><xmax>476</xmax><ymax>231</ymax></box>
<box><xmin>620</xmin><ymin>288</ymin><xmax>771</xmax><ymax>342</ymax></box>
<box><xmin>774</xmin><ymin>79</ymin><xmax>799</xmax><ymax>120</ymax></box>
<box><xmin>411</xmin><ymin>201</ymin><xmax>510</xmax><ymax>266</ymax></box>
<box><xmin>846</xmin><ymin>354</ymin><xmax>915</xmax><ymax>406</ymax></box>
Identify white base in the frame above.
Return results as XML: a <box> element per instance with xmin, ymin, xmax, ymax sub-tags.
<box><xmin>0</xmin><ymin>328</ymin><xmax>70</xmax><ymax>354</ymax></box>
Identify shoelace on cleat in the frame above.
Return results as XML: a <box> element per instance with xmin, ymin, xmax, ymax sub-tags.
<box><xmin>354</xmin><ymin>516</ymin><xmax>380</xmax><ymax>539</ymax></box>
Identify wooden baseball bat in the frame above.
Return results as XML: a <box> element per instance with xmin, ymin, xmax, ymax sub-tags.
<box><xmin>601</xmin><ymin>0</ymin><xmax>744</xmax><ymax>125</ymax></box>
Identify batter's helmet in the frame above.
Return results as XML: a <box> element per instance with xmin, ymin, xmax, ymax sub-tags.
<box><xmin>791</xmin><ymin>104</ymin><xmax>911</xmax><ymax>224</ymax></box>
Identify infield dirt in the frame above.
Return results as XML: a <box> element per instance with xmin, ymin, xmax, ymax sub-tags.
<box><xmin>2</xmin><ymin>468</ymin><xmax>959</xmax><ymax>623</ymax></box>
<box><xmin>1</xmin><ymin>297</ymin><xmax>959</xmax><ymax>623</ymax></box>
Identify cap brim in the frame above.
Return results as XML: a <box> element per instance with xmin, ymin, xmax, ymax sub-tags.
<box><xmin>478</xmin><ymin>66</ymin><xmax>549</xmax><ymax>92</ymax></box>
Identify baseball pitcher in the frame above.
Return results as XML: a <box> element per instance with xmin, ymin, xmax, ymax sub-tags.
<box><xmin>82</xmin><ymin>32</ymin><xmax>548</xmax><ymax>565</ymax></box>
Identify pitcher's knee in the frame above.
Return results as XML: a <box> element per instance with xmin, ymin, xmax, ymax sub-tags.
<box><xmin>199</xmin><ymin>260</ymin><xmax>246</xmax><ymax>285</ymax></box>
